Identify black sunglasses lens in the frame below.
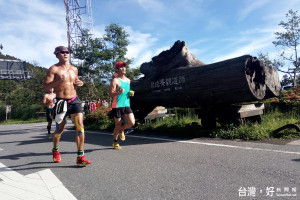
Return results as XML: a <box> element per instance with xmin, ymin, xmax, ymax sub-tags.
<box><xmin>60</xmin><ymin>51</ymin><xmax>69</xmax><ymax>54</ymax></box>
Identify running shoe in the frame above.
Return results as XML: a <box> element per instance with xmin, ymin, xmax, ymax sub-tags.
<box><xmin>112</xmin><ymin>142</ymin><xmax>122</xmax><ymax>150</ymax></box>
<box><xmin>125</xmin><ymin>128</ymin><xmax>134</xmax><ymax>135</ymax></box>
<box><xmin>52</xmin><ymin>150</ymin><xmax>61</xmax><ymax>163</ymax></box>
<box><xmin>76</xmin><ymin>156</ymin><xmax>91</xmax><ymax>165</ymax></box>
<box><xmin>119</xmin><ymin>130</ymin><xmax>125</xmax><ymax>141</ymax></box>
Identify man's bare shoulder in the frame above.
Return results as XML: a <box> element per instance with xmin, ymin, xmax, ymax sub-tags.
<box><xmin>48</xmin><ymin>64</ymin><xmax>60</xmax><ymax>72</ymax></box>
<box><xmin>70</xmin><ymin>64</ymin><xmax>78</xmax><ymax>70</ymax></box>
<box><xmin>112</xmin><ymin>77</ymin><xmax>120</xmax><ymax>84</ymax></box>
<box><xmin>44</xmin><ymin>93</ymin><xmax>50</xmax><ymax>98</ymax></box>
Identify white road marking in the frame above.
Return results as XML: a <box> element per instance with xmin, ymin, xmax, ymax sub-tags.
<box><xmin>32</xmin><ymin>124</ymin><xmax>47</xmax><ymax>127</ymax></box>
<box><xmin>287</xmin><ymin>140</ymin><xmax>300</xmax><ymax>146</ymax></box>
<box><xmin>88</xmin><ymin>131</ymin><xmax>300</xmax><ymax>155</ymax></box>
<box><xmin>0</xmin><ymin>163</ymin><xmax>77</xmax><ymax>200</ymax></box>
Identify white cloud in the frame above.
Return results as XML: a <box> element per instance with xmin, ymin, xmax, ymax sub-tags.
<box><xmin>91</xmin><ymin>25</ymin><xmax>106</xmax><ymax>38</ymax></box>
<box><xmin>133</xmin><ymin>50</ymin><xmax>155</xmax><ymax>67</ymax></box>
<box><xmin>135</xmin><ymin>0</ymin><xmax>165</xmax><ymax>12</ymax></box>
<box><xmin>130</xmin><ymin>45</ymin><xmax>173</xmax><ymax>68</ymax></box>
<box><xmin>124</xmin><ymin>26</ymin><xmax>159</xmax><ymax>67</ymax></box>
<box><xmin>213</xmin><ymin>41</ymin><xmax>269</xmax><ymax>62</ymax></box>
<box><xmin>237</xmin><ymin>0</ymin><xmax>272</xmax><ymax>21</ymax></box>
<box><xmin>212</xmin><ymin>28</ymin><xmax>276</xmax><ymax>62</ymax></box>
<box><xmin>0</xmin><ymin>0</ymin><xmax>67</xmax><ymax>67</ymax></box>
<box><xmin>204</xmin><ymin>18</ymin><xmax>225</xmax><ymax>31</ymax></box>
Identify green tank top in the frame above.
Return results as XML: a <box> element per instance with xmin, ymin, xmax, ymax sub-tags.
<box><xmin>112</xmin><ymin>78</ymin><xmax>130</xmax><ymax>108</ymax></box>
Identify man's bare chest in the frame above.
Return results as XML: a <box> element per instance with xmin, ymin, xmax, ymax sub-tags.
<box><xmin>55</xmin><ymin>69</ymin><xmax>76</xmax><ymax>82</ymax></box>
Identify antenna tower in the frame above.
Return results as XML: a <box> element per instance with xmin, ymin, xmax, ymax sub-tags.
<box><xmin>64</xmin><ymin>0</ymin><xmax>93</xmax><ymax>65</ymax></box>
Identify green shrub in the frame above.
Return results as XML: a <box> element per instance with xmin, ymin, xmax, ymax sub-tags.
<box><xmin>0</xmin><ymin>105</ymin><xmax>6</xmax><ymax>121</ymax></box>
<box><xmin>212</xmin><ymin>109</ymin><xmax>300</xmax><ymax>140</ymax></box>
<box><xmin>139</xmin><ymin>114</ymin><xmax>206</xmax><ymax>137</ymax></box>
<box><xmin>84</xmin><ymin>107</ymin><xmax>114</xmax><ymax>130</ymax></box>
<box><xmin>267</xmin><ymin>86</ymin><xmax>300</xmax><ymax>115</ymax></box>
<box><xmin>10</xmin><ymin>104</ymin><xmax>43</xmax><ymax>120</ymax></box>
<box><xmin>212</xmin><ymin>123</ymin><xmax>270</xmax><ymax>140</ymax></box>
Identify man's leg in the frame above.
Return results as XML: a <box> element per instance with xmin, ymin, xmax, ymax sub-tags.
<box><xmin>47</xmin><ymin>120</ymin><xmax>51</xmax><ymax>135</ymax></box>
<box><xmin>72</xmin><ymin>113</ymin><xmax>85</xmax><ymax>150</ymax></box>
<box><xmin>72</xmin><ymin>113</ymin><xmax>91</xmax><ymax>165</ymax></box>
<box><xmin>47</xmin><ymin>120</ymin><xmax>53</xmax><ymax>138</ymax></box>
<box><xmin>120</xmin><ymin>113</ymin><xmax>135</xmax><ymax>132</ymax></box>
<box><xmin>46</xmin><ymin>109</ymin><xmax>52</xmax><ymax>135</ymax></box>
<box><xmin>52</xmin><ymin>120</ymin><xmax>66</xmax><ymax>163</ymax></box>
<box><xmin>113</xmin><ymin>117</ymin><xmax>122</xmax><ymax>149</ymax></box>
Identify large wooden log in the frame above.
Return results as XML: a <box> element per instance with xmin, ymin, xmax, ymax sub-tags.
<box><xmin>131</xmin><ymin>40</ymin><xmax>281</xmax><ymax>120</ymax></box>
<box><xmin>131</xmin><ymin>55</ymin><xmax>267</xmax><ymax>118</ymax></box>
<box><xmin>263</xmin><ymin>64</ymin><xmax>281</xmax><ymax>98</ymax></box>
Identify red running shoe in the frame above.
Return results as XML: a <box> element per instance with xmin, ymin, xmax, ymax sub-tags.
<box><xmin>76</xmin><ymin>156</ymin><xmax>91</xmax><ymax>165</ymax></box>
<box><xmin>52</xmin><ymin>150</ymin><xmax>61</xmax><ymax>163</ymax></box>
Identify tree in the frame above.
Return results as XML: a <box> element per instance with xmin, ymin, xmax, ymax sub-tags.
<box><xmin>21</xmin><ymin>64</ymin><xmax>48</xmax><ymax>103</ymax></box>
<box><xmin>280</xmin><ymin>74</ymin><xmax>293</xmax><ymax>86</ymax></box>
<box><xmin>73</xmin><ymin>23</ymin><xmax>137</xmax><ymax>101</ymax></box>
<box><xmin>103</xmin><ymin>23</ymin><xmax>132</xmax><ymax>79</ymax></box>
<box><xmin>126</xmin><ymin>67</ymin><xmax>141</xmax><ymax>81</ymax></box>
<box><xmin>272</xmin><ymin>9</ymin><xmax>300</xmax><ymax>86</ymax></box>
<box><xmin>0</xmin><ymin>80</ymin><xmax>17</xmax><ymax>103</ymax></box>
<box><xmin>72</xmin><ymin>30</ymin><xmax>109</xmax><ymax>100</ymax></box>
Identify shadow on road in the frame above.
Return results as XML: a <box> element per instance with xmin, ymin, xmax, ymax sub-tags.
<box><xmin>1</xmin><ymin>122</ymin><xmax>299</xmax><ymax>174</ymax></box>
<box><xmin>0</xmin><ymin>123</ymin><xmax>180</xmax><ymax>173</ymax></box>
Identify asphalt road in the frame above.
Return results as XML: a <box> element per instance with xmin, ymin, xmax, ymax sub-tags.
<box><xmin>0</xmin><ymin>121</ymin><xmax>299</xmax><ymax>200</ymax></box>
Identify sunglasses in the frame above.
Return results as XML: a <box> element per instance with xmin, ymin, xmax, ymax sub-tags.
<box><xmin>59</xmin><ymin>51</ymin><xmax>69</xmax><ymax>54</ymax></box>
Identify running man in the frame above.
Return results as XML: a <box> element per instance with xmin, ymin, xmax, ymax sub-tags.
<box><xmin>109</xmin><ymin>61</ymin><xmax>135</xmax><ymax>150</ymax></box>
<box><xmin>43</xmin><ymin>45</ymin><xmax>91</xmax><ymax>165</ymax></box>
<box><xmin>42</xmin><ymin>88</ymin><xmax>56</xmax><ymax>138</ymax></box>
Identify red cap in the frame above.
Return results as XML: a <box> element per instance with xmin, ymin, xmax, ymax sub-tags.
<box><xmin>115</xmin><ymin>61</ymin><xmax>127</xmax><ymax>69</ymax></box>
<box><xmin>54</xmin><ymin>46</ymin><xmax>69</xmax><ymax>55</ymax></box>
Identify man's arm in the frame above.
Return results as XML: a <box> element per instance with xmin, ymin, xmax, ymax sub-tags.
<box><xmin>43</xmin><ymin>66</ymin><xmax>57</xmax><ymax>90</ymax></box>
<box><xmin>42</xmin><ymin>94</ymin><xmax>48</xmax><ymax>105</ymax></box>
<box><xmin>73</xmin><ymin>67</ymin><xmax>83</xmax><ymax>87</ymax></box>
<box><xmin>73</xmin><ymin>76</ymin><xmax>83</xmax><ymax>87</ymax></box>
<box><xmin>109</xmin><ymin>78</ymin><xmax>123</xmax><ymax>97</ymax></box>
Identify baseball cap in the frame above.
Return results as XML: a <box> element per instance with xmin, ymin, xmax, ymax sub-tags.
<box><xmin>115</xmin><ymin>61</ymin><xmax>127</xmax><ymax>69</ymax></box>
<box><xmin>54</xmin><ymin>46</ymin><xmax>69</xmax><ymax>55</ymax></box>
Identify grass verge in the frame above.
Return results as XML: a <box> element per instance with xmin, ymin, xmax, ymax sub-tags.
<box><xmin>0</xmin><ymin>118</ymin><xmax>46</xmax><ymax>125</ymax></box>
<box><xmin>138</xmin><ymin>110</ymin><xmax>300</xmax><ymax>140</ymax></box>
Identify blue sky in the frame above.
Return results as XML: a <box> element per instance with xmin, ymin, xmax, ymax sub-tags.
<box><xmin>0</xmin><ymin>0</ymin><xmax>300</xmax><ymax>79</ymax></box>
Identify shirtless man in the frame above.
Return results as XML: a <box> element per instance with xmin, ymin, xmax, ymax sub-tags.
<box><xmin>109</xmin><ymin>61</ymin><xmax>135</xmax><ymax>150</ymax></box>
<box><xmin>42</xmin><ymin>88</ymin><xmax>56</xmax><ymax>137</ymax></box>
<box><xmin>43</xmin><ymin>46</ymin><xmax>91</xmax><ymax>165</ymax></box>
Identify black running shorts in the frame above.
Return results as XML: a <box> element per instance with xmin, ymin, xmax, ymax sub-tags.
<box><xmin>112</xmin><ymin>107</ymin><xmax>133</xmax><ymax>118</ymax></box>
<box><xmin>53</xmin><ymin>96</ymin><xmax>83</xmax><ymax>119</ymax></box>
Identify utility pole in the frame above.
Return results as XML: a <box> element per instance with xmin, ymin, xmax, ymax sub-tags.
<box><xmin>64</xmin><ymin>0</ymin><xmax>93</xmax><ymax>65</ymax></box>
